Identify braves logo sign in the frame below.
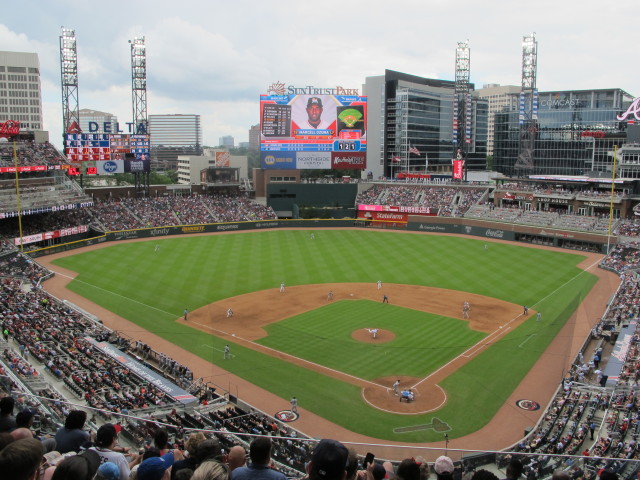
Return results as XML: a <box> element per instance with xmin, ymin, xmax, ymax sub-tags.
<box><xmin>617</xmin><ymin>97</ymin><xmax>640</xmax><ymax>122</ymax></box>
<box><xmin>0</xmin><ymin>120</ymin><xmax>20</xmax><ymax>138</ymax></box>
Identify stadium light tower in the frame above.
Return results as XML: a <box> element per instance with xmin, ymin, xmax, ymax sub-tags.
<box><xmin>129</xmin><ymin>36</ymin><xmax>148</xmax><ymax>134</ymax></box>
<box><xmin>453</xmin><ymin>40</ymin><xmax>471</xmax><ymax>179</ymax></box>
<box><xmin>59</xmin><ymin>27</ymin><xmax>80</xmax><ymax>139</ymax></box>
<box><xmin>515</xmin><ymin>33</ymin><xmax>538</xmax><ymax>173</ymax></box>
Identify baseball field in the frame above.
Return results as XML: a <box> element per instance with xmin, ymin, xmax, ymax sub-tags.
<box><xmin>48</xmin><ymin>229</ymin><xmax>599</xmax><ymax>443</ymax></box>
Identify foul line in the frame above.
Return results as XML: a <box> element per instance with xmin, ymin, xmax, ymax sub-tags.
<box><xmin>49</xmin><ymin>270</ymin><xmax>177</xmax><ymax>318</ymax></box>
<box><xmin>192</xmin><ymin>321</ymin><xmax>384</xmax><ymax>389</ymax></box>
<box><xmin>411</xmin><ymin>315</ymin><xmax>522</xmax><ymax>390</ymax></box>
<box><xmin>50</xmin><ymin>268</ymin><xmax>383</xmax><ymax>389</ymax></box>
<box><xmin>519</xmin><ymin>334</ymin><xmax>536</xmax><ymax>348</ymax></box>
<box><xmin>411</xmin><ymin>256</ymin><xmax>604</xmax><ymax>390</ymax></box>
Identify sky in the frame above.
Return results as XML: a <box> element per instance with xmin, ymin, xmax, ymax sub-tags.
<box><xmin>2</xmin><ymin>0</ymin><xmax>638</xmax><ymax>151</ymax></box>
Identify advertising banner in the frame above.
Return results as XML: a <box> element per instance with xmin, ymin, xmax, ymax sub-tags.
<box><xmin>357</xmin><ymin>211</ymin><xmax>408</xmax><ymax>223</ymax></box>
<box><xmin>13</xmin><ymin>225</ymin><xmax>89</xmax><ymax>246</ymax></box>
<box><xmin>260</xmin><ymin>151</ymin><xmax>296</xmax><ymax>169</ymax></box>
<box><xmin>332</xmin><ymin>152</ymin><xmax>366</xmax><ymax>170</ymax></box>
<box><xmin>124</xmin><ymin>158</ymin><xmax>151</xmax><ymax>173</ymax></box>
<box><xmin>85</xmin><ymin>338</ymin><xmax>197</xmax><ymax>404</ymax></box>
<box><xmin>358</xmin><ymin>204</ymin><xmax>434</xmax><ymax>215</ymax></box>
<box><xmin>296</xmin><ymin>151</ymin><xmax>331</xmax><ymax>169</ymax></box>
<box><xmin>215</xmin><ymin>151</ymin><xmax>230</xmax><ymax>167</ymax></box>
<box><xmin>96</xmin><ymin>160</ymin><xmax>124</xmax><ymax>174</ymax></box>
<box><xmin>453</xmin><ymin>159</ymin><xmax>464</xmax><ymax>179</ymax></box>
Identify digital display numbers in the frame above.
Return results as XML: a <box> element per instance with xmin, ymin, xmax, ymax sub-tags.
<box><xmin>334</xmin><ymin>141</ymin><xmax>360</xmax><ymax>151</ymax></box>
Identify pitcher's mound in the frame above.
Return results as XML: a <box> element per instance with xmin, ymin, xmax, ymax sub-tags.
<box><xmin>351</xmin><ymin>329</ymin><xmax>395</xmax><ymax>343</ymax></box>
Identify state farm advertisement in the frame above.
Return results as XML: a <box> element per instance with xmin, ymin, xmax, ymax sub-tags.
<box><xmin>357</xmin><ymin>210</ymin><xmax>408</xmax><ymax>223</ymax></box>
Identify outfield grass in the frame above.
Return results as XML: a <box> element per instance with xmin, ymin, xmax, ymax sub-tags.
<box><xmin>51</xmin><ymin>230</ymin><xmax>598</xmax><ymax>441</ymax></box>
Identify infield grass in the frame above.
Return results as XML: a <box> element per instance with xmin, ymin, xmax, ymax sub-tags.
<box><xmin>51</xmin><ymin>230</ymin><xmax>598</xmax><ymax>441</ymax></box>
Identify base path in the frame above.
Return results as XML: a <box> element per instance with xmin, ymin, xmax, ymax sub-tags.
<box><xmin>182</xmin><ymin>282</ymin><xmax>525</xmax><ymax>415</ymax></box>
<box><xmin>37</xmin><ymin>232</ymin><xmax>620</xmax><ymax>460</ymax></box>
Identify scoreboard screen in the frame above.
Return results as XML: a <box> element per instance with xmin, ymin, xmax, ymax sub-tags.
<box><xmin>260</xmin><ymin>94</ymin><xmax>367</xmax><ymax>170</ymax></box>
<box><xmin>65</xmin><ymin>134</ymin><xmax>150</xmax><ymax>174</ymax></box>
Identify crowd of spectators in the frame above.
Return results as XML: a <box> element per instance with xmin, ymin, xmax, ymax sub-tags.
<box><xmin>84</xmin><ymin>194</ymin><xmax>277</xmax><ymax>232</ymax></box>
<box><xmin>600</xmin><ymin>243</ymin><xmax>640</xmax><ymax>274</ymax></box>
<box><xmin>494</xmin><ymin>182</ymin><xmax>625</xmax><ymax>201</ymax></box>
<box><xmin>0</xmin><ymin>140</ymin><xmax>67</xmax><ymax>167</ymax></box>
<box><xmin>615</xmin><ymin>220</ymin><xmax>640</xmax><ymax>238</ymax></box>
<box><xmin>465</xmin><ymin>204</ymin><xmax>620</xmax><ymax>234</ymax></box>
<box><xmin>355</xmin><ymin>185</ymin><xmax>487</xmax><ymax>217</ymax></box>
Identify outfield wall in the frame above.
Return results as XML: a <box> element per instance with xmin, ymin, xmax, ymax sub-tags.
<box><xmin>27</xmin><ymin>216</ymin><xmax>613</xmax><ymax>257</ymax></box>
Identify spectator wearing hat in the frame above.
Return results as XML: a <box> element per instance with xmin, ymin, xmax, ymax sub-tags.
<box><xmin>49</xmin><ymin>451</ymin><xmax>102</xmax><ymax>480</ymax></box>
<box><xmin>89</xmin><ymin>424</ymin><xmax>141</xmax><ymax>480</ymax></box>
<box><xmin>434</xmin><ymin>456</ymin><xmax>454</xmax><ymax>480</ymax></box>
<box><xmin>372</xmin><ymin>464</ymin><xmax>388</xmax><ymax>480</ymax></box>
<box><xmin>95</xmin><ymin>462</ymin><xmax>121</xmax><ymax>480</ymax></box>
<box><xmin>307</xmin><ymin>439</ymin><xmax>349</xmax><ymax>480</ymax></box>
<box><xmin>232</xmin><ymin>437</ymin><xmax>285</xmax><ymax>480</ymax></box>
<box><xmin>0</xmin><ymin>437</ymin><xmax>44</xmax><ymax>480</ymax></box>
<box><xmin>138</xmin><ymin>451</ymin><xmax>183</xmax><ymax>480</ymax></box>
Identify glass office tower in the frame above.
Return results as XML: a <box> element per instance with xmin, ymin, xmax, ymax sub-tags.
<box><xmin>493</xmin><ymin>89</ymin><xmax>634</xmax><ymax>176</ymax></box>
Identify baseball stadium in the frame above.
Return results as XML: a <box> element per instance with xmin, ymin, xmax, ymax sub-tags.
<box><xmin>2</xmin><ymin>135</ymin><xmax>640</xmax><ymax>480</ymax></box>
<box><xmin>2</xmin><ymin>31</ymin><xmax>640</xmax><ymax>480</ymax></box>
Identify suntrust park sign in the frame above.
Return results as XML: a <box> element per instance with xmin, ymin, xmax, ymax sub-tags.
<box><xmin>267</xmin><ymin>81</ymin><xmax>359</xmax><ymax>96</ymax></box>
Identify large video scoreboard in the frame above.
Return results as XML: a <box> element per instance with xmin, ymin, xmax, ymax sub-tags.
<box><xmin>64</xmin><ymin>133</ymin><xmax>151</xmax><ymax>175</ymax></box>
<box><xmin>260</xmin><ymin>93</ymin><xmax>367</xmax><ymax>170</ymax></box>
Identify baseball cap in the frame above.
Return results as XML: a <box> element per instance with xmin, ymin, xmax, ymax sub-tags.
<box><xmin>307</xmin><ymin>97</ymin><xmax>323</xmax><ymax>108</ymax></box>
<box><xmin>96</xmin><ymin>423</ymin><xmax>118</xmax><ymax>447</ymax></box>
<box><xmin>310</xmin><ymin>439</ymin><xmax>349</xmax><ymax>480</ymax></box>
<box><xmin>434</xmin><ymin>456</ymin><xmax>454</xmax><ymax>475</ymax></box>
<box><xmin>96</xmin><ymin>461</ymin><xmax>120</xmax><ymax>480</ymax></box>
<box><xmin>137</xmin><ymin>451</ymin><xmax>175</xmax><ymax>480</ymax></box>
<box><xmin>78</xmin><ymin>449</ymin><xmax>101</xmax><ymax>475</ymax></box>
<box><xmin>372</xmin><ymin>463</ymin><xmax>387</xmax><ymax>480</ymax></box>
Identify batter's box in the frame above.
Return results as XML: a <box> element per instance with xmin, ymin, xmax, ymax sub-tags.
<box><xmin>393</xmin><ymin>417</ymin><xmax>451</xmax><ymax>433</ymax></box>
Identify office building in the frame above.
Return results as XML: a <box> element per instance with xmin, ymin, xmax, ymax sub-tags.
<box><xmin>475</xmin><ymin>84</ymin><xmax>521</xmax><ymax>156</ymax></box>
<box><xmin>0</xmin><ymin>51</ymin><xmax>43</xmax><ymax>130</ymax></box>
<box><xmin>248</xmin><ymin>124</ymin><xmax>260</xmax><ymax>152</ymax></box>
<box><xmin>493</xmin><ymin>88</ymin><xmax>634</xmax><ymax>176</ymax></box>
<box><xmin>363</xmin><ymin>70</ymin><xmax>488</xmax><ymax>180</ymax></box>
<box><xmin>219</xmin><ymin>135</ymin><xmax>234</xmax><ymax>148</ymax></box>
<box><xmin>148</xmin><ymin>114</ymin><xmax>202</xmax><ymax>169</ymax></box>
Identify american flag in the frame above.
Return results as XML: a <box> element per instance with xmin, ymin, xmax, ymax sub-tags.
<box><xmin>409</xmin><ymin>145</ymin><xmax>421</xmax><ymax>155</ymax></box>
<box><xmin>392</xmin><ymin>156</ymin><xmax>401</xmax><ymax>163</ymax></box>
